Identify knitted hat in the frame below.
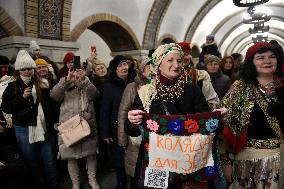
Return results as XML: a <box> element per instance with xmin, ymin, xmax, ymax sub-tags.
<box><xmin>35</xmin><ymin>58</ymin><xmax>48</xmax><ymax>66</ymax></box>
<box><xmin>152</xmin><ymin>43</ymin><xmax>184</xmax><ymax>68</ymax></box>
<box><xmin>139</xmin><ymin>57</ymin><xmax>151</xmax><ymax>72</ymax></box>
<box><xmin>29</xmin><ymin>40</ymin><xmax>40</xmax><ymax>52</ymax></box>
<box><xmin>109</xmin><ymin>55</ymin><xmax>127</xmax><ymax>72</ymax></box>
<box><xmin>0</xmin><ymin>55</ymin><xmax>9</xmax><ymax>66</ymax></box>
<box><xmin>206</xmin><ymin>34</ymin><xmax>215</xmax><ymax>41</ymax></box>
<box><xmin>178</xmin><ymin>42</ymin><xmax>192</xmax><ymax>54</ymax></box>
<box><xmin>14</xmin><ymin>50</ymin><xmax>36</xmax><ymax>70</ymax></box>
<box><xmin>245</xmin><ymin>42</ymin><xmax>272</xmax><ymax>61</ymax></box>
<box><xmin>204</xmin><ymin>55</ymin><xmax>221</xmax><ymax>65</ymax></box>
<box><xmin>63</xmin><ymin>52</ymin><xmax>75</xmax><ymax>64</ymax></box>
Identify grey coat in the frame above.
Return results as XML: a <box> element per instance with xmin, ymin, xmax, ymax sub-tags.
<box><xmin>50</xmin><ymin>77</ymin><xmax>100</xmax><ymax>159</ymax></box>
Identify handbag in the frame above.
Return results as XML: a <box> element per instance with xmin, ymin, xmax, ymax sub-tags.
<box><xmin>57</xmin><ymin>90</ymin><xmax>91</xmax><ymax>147</ymax></box>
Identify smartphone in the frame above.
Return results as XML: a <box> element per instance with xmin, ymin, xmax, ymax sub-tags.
<box><xmin>73</xmin><ymin>56</ymin><xmax>81</xmax><ymax>69</ymax></box>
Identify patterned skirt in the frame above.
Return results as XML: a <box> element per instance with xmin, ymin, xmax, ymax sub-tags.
<box><xmin>229</xmin><ymin>147</ymin><xmax>280</xmax><ymax>189</ymax></box>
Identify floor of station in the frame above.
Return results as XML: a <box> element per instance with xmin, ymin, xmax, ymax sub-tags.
<box><xmin>59</xmin><ymin>155</ymin><xmax>130</xmax><ymax>189</ymax></box>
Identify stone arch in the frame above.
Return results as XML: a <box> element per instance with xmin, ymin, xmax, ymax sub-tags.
<box><xmin>184</xmin><ymin>0</ymin><xmax>221</xmax><ymax>41</ymax></box>
<box><xmin>219</xmin><ymin>17</ymin><xmax>284</xmax><ymax>53</ymax></box>
<box><xmin>71</xmin><ymin>13</ymin><xmax>141</xmax><ymax>52</ymax></box>
<box><xmin>157</xmin><ymin>33</ymin><xmax>177</xmax><ymax>45</ymax></box>
<box><xmin>0</xmin><ymin>6</ymin><xmax>23</xmax><ymax>37</ymax></box>
<box><xmin>142</xmin><ymin>0</ymin><xmax>172</xmax><ymax>49</ymax></box>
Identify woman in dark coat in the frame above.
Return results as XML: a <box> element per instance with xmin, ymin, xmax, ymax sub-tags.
<box><xmin>100</xmin><ymin>55</ymin><xmax>135</xmax><ymax>189</ymax></box>
<box><xmin>205</xmin><ymin>55</ymin><xmax>231</xmax><ymax>100</ymax></box>
<box><xmin>1</xmin><ymin>50</ymin><xmax>59</xmax><ymax>189</ymax></box>
<box><xmin>128</xmin><ymin>43</ymin><xmax>226</xmax><ymax>188</ymax></box>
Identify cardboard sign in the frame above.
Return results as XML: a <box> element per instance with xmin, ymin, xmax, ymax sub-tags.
<box><xmin>148</xmin><ymin>133</ymin><xmax>214</xmax><ymax>174</ymax></box>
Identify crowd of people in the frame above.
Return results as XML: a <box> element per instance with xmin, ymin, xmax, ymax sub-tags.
<box><xmin>0</xmin><ymin>36</ymin><xmax>283</xmax><ymax>189</ymax></box>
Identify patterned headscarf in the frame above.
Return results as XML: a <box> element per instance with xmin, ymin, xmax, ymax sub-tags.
<box><xmin>151</xmin><ymin>43</ymin><xmax>184</xmax><ymax>69</ymax></box>
<box><xmin>138</xmin><ymin>43</ymin><xmax>185</xmax><ymax>112</ymax></box>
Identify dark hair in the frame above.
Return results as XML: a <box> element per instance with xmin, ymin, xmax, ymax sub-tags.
<box><xmin>240</xmin><ymin>46</ymin><xmax>283</xmax><ymax>84</ymax></box>
<box><xmin>148</xmin><ymin>49</ymin><xmax>155</xmax><ymax>58</ymax></box>
<box><xmin>220</xmin><ymin>56</ymin><xmax>234</xmax><ymax>71</ymax></box>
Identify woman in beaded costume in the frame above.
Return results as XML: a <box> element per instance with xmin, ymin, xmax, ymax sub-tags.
<box><xmin>221</xmin><ymin>42</ymin><xmax>284</xmax><ymax>189</ymax></box>
<box><xmin>128</xmin><ymin>43</ymin><xmax>226</xmax><ymax>188</ymax></box>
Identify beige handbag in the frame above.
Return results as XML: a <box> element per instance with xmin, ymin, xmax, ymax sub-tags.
<box><xmin>57</xmin><ymin>90</ymin><xmax>91</xmax><ymax>147</ymax></box>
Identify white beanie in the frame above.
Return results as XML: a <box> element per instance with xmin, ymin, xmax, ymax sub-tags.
<box><xmin>29</xmin><ymin>40</ymin><xmax>40</xmax><ymax>52</ymax></box>
<box><xmin>14</xmin><ymin>50</ymin><xmax>37</xmax><ymax>70</ymax></box>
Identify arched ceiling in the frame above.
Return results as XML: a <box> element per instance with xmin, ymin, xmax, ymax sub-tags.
<box><xmin>1</xmin><ymin>0</ymin><xmax>283</xmax><ymax>57</ymax></box>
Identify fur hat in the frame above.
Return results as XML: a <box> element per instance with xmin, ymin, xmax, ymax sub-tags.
<box><xmin>178</xmin><ymin>42</ymin><xmax>192</xmax><ymax>54</ymax></box>
<box><xmin>14</xmin><ymin>50</ymin><xmax>36</xmax><ymax>70</ymax></box>
<box><xmin>245</xmin><ymin>42</ymin><xmax>272</xmax><ymax>61</ymax></box>
<box><xmin>0</xmin><ymin>55</ymin><xmax>9</xmax><ymax>66</ymax></box>
<box><xmin>152</xmin><ymin>43</ymin><xmax>184</xmax><ymax>68</ymax></box>
<box><xmin>109</xmin><ymin>55</ymin><xmax>127</xmax><ymax>72</ymax></box>
<box><xmin>29</xmin><ymin>40</ymin><xmax>40</xmax><ymax>52</ymax></box>
<box><xmin>205</xmin><ymin>55</ymin><xmax>221</xmax><ymax>65</ymax></box>
<box><xmin>35</xmin><ymin>58</ymin><xmax>48</xmax><ymax>66</ymax></box>
<box><xmin>63</xmin><ymin>52</ymin><xmax>75</xmax><ymax>64</ymax></box>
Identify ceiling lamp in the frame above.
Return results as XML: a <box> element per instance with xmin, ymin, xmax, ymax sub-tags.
<box><xmin>243</xmin><ymin>6</ymin><xmax>271</xmax><ymax>24</ymax></box>
<box><xmin>233</xmin><ymin>0</ymin><xmax>269</xmax><ymax>7</ymax></box>
<box><xmin>249</xmin><ymin>24</ymin><xmax>269</xmax><ymax>34</ymax></box>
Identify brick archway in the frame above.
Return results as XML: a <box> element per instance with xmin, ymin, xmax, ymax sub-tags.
<box><xmin>71</xmin><ymin>13</ymin><xmax>141</xmax><ymax>52</ymax></box>
<box><xmin>0</xmin><ymin>7</ymin><xmax>23</xmax><ymax>37</ymax></box>
<box><xmin>142</xmin><ymin>0</ymin><xmax>172</xmax><ymax>49</ymax></box>
<box><xmin>184</xmin><ymin>0</ymin><xmax>221</xmax><ymax>41</ymax></box>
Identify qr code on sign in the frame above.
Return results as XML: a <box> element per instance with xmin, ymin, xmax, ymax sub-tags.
<box><xmin>144</xmin><ymin>167</ymin><xmax>169</xmax><ymax>188</ymax></box>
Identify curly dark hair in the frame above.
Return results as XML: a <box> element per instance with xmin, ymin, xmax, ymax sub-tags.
<box><xmin>240</xmin><ymin>45</ymin><xmax>283</xmax><ymax>84</ymax></box>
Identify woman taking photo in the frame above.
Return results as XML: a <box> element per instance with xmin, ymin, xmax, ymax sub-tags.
<box><xmin>50</xmin><ymin>59</ymin><xmax>100</xmax><ymax>189</ymax></box>
<box><xmin>221</xmin><ymin>42</ymin><xmax>284</xmax><ymax>188</ymax></box>
<box><xmin>128</xmin><ymin>43</ymin><xmax>226</xmax><ymax>188</ymax></box>
<box><xmin>1</xmin><ymin>50</ymin><xmax>59</xmax><ymax>189</ymax></box>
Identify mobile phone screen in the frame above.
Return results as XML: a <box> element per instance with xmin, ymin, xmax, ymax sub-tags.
<box><xmin>73</xmin><ymin>56</ymin><xmax>81</xmax><ymax>69</ymax></box>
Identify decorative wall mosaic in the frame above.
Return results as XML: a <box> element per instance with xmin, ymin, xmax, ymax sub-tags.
<box><xmin>38</xmin><ymin>0</ymin><xmax>63</xmax><ymax>40</ymax></box>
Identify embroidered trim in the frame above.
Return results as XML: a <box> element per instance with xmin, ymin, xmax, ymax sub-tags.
<box><xmin>255</xmin><ymin>87</ymin><xmax>284</xmax><ymax>142</ymax></box>
<box><xmin>246</xmin><ymin>138</ymin><xmax>280</xmax><ymax>149</ymax></box>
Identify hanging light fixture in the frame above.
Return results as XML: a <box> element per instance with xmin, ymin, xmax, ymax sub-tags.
<box><xmin>234</xmin><ymin>0</ymin><xmax>271</xmax><ymax>43</ymax></box>
<box><xmin>233</xmin><ymin>0</ymin><xmax>269</xmax><ymax>7</ymax></box>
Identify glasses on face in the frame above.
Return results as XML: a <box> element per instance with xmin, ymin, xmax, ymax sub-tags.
<box><xmin>20</xmin><ymin>68</ymin><xmax>33</xmax><ymax>71</ymax></box>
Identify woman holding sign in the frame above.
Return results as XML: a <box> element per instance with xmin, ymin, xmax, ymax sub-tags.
<box><xmin>128</xmin><ymin>43</ymin><xmax>226</xmax><ymax>189</ymax></box>
<box><xmin>221</xmin><ymin>42</ymin><xmax>284</xmax><ymax>189</ymax></box>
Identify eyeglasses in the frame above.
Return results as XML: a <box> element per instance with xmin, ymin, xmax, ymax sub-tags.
<box><xmin>20</xmin><ymin>68</ymin><xmax>33</xmax><ymax>71</ymax></box>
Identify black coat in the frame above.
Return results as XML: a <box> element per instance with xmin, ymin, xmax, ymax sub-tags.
<box><xmin>1</xmin><ymin>78</ymin><xmax>58</xmax><ymax>133</ymax></box>
<box><xmin>100</xmin><ymin>72</ymin><xmax>134</xmax><ymax>141</ymax></box>
<box><xmin>209</xmin><ymin>72</ymin><xmax>231</xmax><ymax>100</ymax></box>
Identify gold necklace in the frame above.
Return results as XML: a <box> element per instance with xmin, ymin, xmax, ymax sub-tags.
<box><xmin>156</xmin><ymin>78</ymin><xmax>185</xmax><ymax>102</ymax></box>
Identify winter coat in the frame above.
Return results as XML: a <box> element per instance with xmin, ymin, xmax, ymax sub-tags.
<box><xmin>100</xmin><ymin>72</ymin><xmax>133</xmax><ymax>141</ymax></box>
<box><xmin>2</xmin><ymin>77</ymin><xmax>57</xmax><ymax>133</ymax></box>
<box><xmin>50</xmin><ymin>77</ymin><xmax>100</xmax><ymax>160</ymax></box>
<box><xmin>209</xmin><ymin>71</ymin><xmax>231</xmax><ymax>100</ymax></box>
<box><xmin>117</xmin><ymin>76</ymin><xmax>144</xmax><ymax>177</ymax></box>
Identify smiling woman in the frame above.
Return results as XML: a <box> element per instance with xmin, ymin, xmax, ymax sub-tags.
<box><xmin>127</xmin><ymin>43</ymin><xmax>225</xmax><ymax>188</ymax></box>
<box><xmin>221</xmin><ymin>42</ymin><xmax>284</xmax><ymax>189</ymax></box>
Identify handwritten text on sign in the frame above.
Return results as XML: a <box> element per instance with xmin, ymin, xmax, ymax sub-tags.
<box><xmin>148</xmin><ymin>133</ymin><xmax>214</xmax><ymax>174</ymax></box>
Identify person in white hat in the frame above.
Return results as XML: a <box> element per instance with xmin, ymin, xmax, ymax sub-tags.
<box><xmin>29</xmin><ymin>40</ymin><xmax>41</xmax><ymax>59</ymax></box>
<box><xmin>1</xmin><ymin>50</ymin><xmax>59</xmax><ymax>188</ymax></box>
